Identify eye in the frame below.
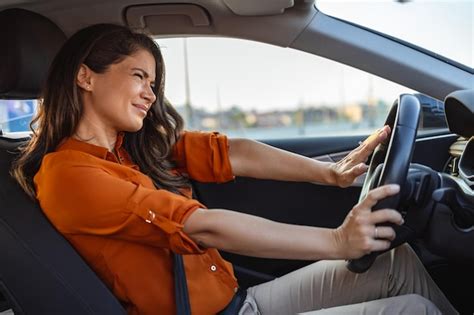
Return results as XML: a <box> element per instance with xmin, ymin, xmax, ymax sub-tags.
<box><xmin>134</xmin><ymin>73</ymin><xmax>144</xmax><ymax>80</ymax></box>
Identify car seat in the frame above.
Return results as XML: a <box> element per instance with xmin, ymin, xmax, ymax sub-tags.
<box><xmin>0</xmin><ymin>8</ymin><xmax>127</xmax><ymax>315</ymax></box>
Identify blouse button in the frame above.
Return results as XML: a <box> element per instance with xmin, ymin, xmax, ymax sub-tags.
<box><xmin>145</xmin><ymin>210</ymin><xmax>156</xmax><ymax>223</ymax></box>
<box><xmin>210</xmin><ymin>265</ymin><xmax>217</xmax><ymax>272</ymax></box>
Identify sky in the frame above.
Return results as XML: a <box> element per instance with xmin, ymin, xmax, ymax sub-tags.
<box><xmin>156</xmin><ymin>0</ymin><xmax>473</xmax><ymax>113</ymax></box>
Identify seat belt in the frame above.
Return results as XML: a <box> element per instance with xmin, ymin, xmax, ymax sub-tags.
<box><xmin>173</xmin><ymin>253</ymin><xmax>191</xmax><ymax>315</ymax></box>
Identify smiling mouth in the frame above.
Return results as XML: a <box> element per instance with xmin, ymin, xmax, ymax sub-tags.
<box><xmin>132</xmin><ymin>104</ymin><xmax>149</xmax><ymax>114</ymax></box>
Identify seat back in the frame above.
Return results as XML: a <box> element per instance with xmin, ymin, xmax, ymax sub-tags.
<box><xmin>0</xmin><ymin>137</ymin><xmax>127</xmax><ymax>314</ymax></box>
<box><xmin>0</xmin><ymin>8</ymin><xmax>127</xmax><ymax>315</ymax></box>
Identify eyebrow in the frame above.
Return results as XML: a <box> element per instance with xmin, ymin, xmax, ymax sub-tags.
<box><xmin>132</xmin><ymin>67</ymin><xmax>156</xmax><ymax>83</ymax></box>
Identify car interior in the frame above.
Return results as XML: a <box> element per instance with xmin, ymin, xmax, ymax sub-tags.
<box><xmin>0</xmin><ymin>1</ymin><xmax>473</xmax><ymax>314</ymax></box>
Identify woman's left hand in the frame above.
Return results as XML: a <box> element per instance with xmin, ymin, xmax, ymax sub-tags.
<box><xmin>330</xmin><ymin>125</ymin><xmax>391</xmax><ymax>188</ymax></box>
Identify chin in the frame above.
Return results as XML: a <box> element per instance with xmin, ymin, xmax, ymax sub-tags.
<box><xmin>128</xmin><ymin>125</ymin><xmax>144</xmax><ymax>132</ymax></box>
<box><xmin>121</xmin><ymin>121</ymin><xmax>144</xmax><ymax>133</ymax></box>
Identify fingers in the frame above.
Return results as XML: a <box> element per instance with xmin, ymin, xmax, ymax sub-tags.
<box><xmin>336</xmin><ymin>126</ymin><xmax>391</xmax><ymax>186</ymax></box>
<box><xmin>360</xmin><ymin>125</ymin><xmax>390</xmax><ymax>146</ymax></box>
<box><xmin>377</xmin><ymin>125</ymin><xmax>391</xmax><ymax>139</ymax></box>
<box><xmin>360</xmin><ymin>184</ymin><xmax>400</xmax><ymax>208</ymax></box>
<box><xmin>349</xmin><ymin>163</ymin><xmax>368</xmax><ymax>177</ymax></box>
<box><xmin>363</xmin><ymin>127</ymin><xmax>388</xmax><ymax>150</ymax></box>
<box><xmin>350</xmin><ymin>126</ymin><xmax>391</xmax><ymax>163</ymax></box>
<box><xmin>358</xmin><ymin>226</ymin><xmax>396</xmax><ymax>255</ymax></box>
<box><xmin>381</xmin><ymin>125</ymin><xmax>391</xmax><ymax>136</ymax></box>
<box><xmin>370</xmin><ymin>209</ymin><xmax>404</xmax><ymax>225</ymax></box>
<box><xmin>371</xmin><ymin>239</ymin><xmax>392</xmax><ymax>252</ymax></box>
<box><xmin>369</xmin><ymin>125</ymin><xmax>391</xmax><ymax>144</ymax></box>
<box><xmin>373</xmin><ymin>225</ymin><xmax>396</xmax><ymax>240</ymax></box>
<box><xmin>348</xmin><ymin>227</ymin><xmax>394</xmax><ymax>257</ymax></box>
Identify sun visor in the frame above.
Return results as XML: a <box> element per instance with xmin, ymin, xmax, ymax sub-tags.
<box><xmin>444</xmin><ymin>89</ymin><xmax>474</xmax><ymax>138</ymax></box>
<box><xmin>223</xmin><ymin>0</ymin><xmax>315</xmax><ymax>16</ymax></box>
<box><xmin>223</xmin><ymin>0</ymin><xmax>293</xmax><ymax>16</ymax></box>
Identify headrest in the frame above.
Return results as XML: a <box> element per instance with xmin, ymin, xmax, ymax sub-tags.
<box><xmin>0</xmin><ymin>9</ymin><xmax>66</xmax><ymax>100</ymax></box>
<box><xmin>445</xmin><ymin>89</ymin><xmax>474</xmax><ymax>138</ymax></box>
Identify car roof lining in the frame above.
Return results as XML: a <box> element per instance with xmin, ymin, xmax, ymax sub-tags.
<box><xmin>125</xmin><ymin>2</ymin><xmax>317</xmax><ymax>47</ymax></box>
<box><xmin>0</xmin><ymin>0</ymin><xmax>472</xmax><ymax>101</ymax></box>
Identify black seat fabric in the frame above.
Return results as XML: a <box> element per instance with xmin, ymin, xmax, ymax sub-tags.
<box><xmin>0</xmin><ymin>9</ymin><xmax>66</xmax><ymax>99</ymax></box>
<box><xmin>0</xmin><ymin>137</ymin><xmax>127</xmax><ymax>314</ymax></box>
<box><xmin>0</xmin><ymin>8</ymin><xmax>127</xmax><ymax>315</ymax></box>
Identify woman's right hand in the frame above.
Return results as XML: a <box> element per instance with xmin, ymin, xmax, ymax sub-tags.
<box><xmin>333</xmin><ymin>184</ymin><xmax>404</xmax><ymax>259</ymax></box>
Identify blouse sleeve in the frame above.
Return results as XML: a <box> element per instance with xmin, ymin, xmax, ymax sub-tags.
<box><xmin>172</xmin><ymin>131</ymin><xmax>234</xmax><ymax>183</ymax></box>
<box><xmin>34</xmin><ymin>155</ymin><xmax>205</xmax><ymax>255</ymax></box>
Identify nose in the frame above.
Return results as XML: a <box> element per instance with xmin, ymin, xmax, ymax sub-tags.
<box><xmin>142</xmin><ymin>84</ymin><xmax>156</xmax><ymax>104</ymax></box>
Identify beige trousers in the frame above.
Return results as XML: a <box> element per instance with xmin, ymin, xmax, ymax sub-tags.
<box><xmin>239</xmin><ymin>244</ymin><xmax>458</xmax><ymax>315</ymax></box>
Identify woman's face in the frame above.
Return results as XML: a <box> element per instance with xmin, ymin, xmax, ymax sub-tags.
<box><xmin>80</xmin><ymin>49</ymin><xmax>157</xmax><ymax>133</ymax></box>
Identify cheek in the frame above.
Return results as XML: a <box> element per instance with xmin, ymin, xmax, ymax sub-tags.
<box><xmin>94</xmin><ymin>81</ymin><xmax>132</xmax><ymax>109</ymax></box>
<box><xmin>91</xmin><ymin>91</ymin><xmax>117</xmax><ymax>115</ymax></box>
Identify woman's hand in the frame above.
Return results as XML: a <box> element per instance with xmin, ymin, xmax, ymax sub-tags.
<box><xmin>330</xmin><ymin>125</ymin><xmax>391</xmax><ymax>188</ymax></box>
<box><xmin>332</xmin><ymin>184</ymin><xmax>404</xmax><ymax>259</ymax></box>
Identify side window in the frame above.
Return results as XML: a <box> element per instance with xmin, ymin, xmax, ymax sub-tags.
<box><xmin>0</xmin><ymin>99</ymin><xmax>37</xmax><ymax>133</ymax></box>
<box><xmin>157</xmin><ymin>37</ymin><xmax>446</xmax><ymax>139</ymax></box>
<box><xmin>0</xmin><ymin>39</ymin><xmax>448</xmax><ymax>137</ymax></box>
<box><xmin>414</xmin><ymin>93</ymin><xmax>448</xmax><ymax>130</ymax></box>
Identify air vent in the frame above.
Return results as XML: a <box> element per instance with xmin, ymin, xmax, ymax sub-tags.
<box><xmin>446</xmin><ymin>137</ymin><xmax>468</xmax><ymax>176</ymax></box>
<box><xmin>449</xmin><ymin>137</ymin><xmax>468</xmax><ymax>157</ymax></box>
<box><xmin>458</xmin><ymin>137</ymin><xmax>474</xmax><ymax>186</ymax></box>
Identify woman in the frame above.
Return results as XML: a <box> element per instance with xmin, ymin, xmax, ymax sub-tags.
<box><xmin>11</xmin><ymin>24</ymin><xmax>456</xmax><ymax>315</ymax></box>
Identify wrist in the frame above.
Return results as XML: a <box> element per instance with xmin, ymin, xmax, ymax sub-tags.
<box><xmin>326</xmin><ymin>162</ymin><xmax>339</xmax><ymax>186</ymax></box>
<box><xmin>330</xmin><ymin>227</ymin><xmax>346</xmax><ymax>259</ymax></box>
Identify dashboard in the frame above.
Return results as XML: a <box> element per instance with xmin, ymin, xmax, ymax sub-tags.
<box><xmin>423</xmin><ymin>90</ymin><xmax>473</xmax><ymax>262</ymax></box>
<box><xmin>458</xmin><ymin>139</ymin><xmax>474</xmax><ymax>187</ymax></box>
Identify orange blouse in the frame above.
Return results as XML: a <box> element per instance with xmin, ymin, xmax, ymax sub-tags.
<box><xmin>33</xmin><ymin>131</ymin><xmax>238</xmax><ymax>315</ymax></box>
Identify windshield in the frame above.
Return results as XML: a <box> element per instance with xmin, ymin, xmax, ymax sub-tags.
<box><xmin>317</xmin><ymin>0</ymin><xmax>473</xmax><ymax>69</ymax></box>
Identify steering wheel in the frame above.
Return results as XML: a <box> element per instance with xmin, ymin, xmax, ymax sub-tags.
<box><xmin>346</xmin><ymin>94</ymin><xmax>421</xmax><ymax>273</ymax></box>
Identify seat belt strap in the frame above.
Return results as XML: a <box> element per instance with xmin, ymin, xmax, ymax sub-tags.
<box><xmin>173</xmin><ymin>253</ymin><xmax>191</xmax><ymax>315</ymax></box>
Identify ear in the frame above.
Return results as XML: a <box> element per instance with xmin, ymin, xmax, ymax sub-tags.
<box><xmin>76</xmin><ymin>64</ymin><xmax>93</xmax><ymax>91</ymax></box>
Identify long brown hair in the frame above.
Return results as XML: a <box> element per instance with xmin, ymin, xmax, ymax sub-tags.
<box><xmin>11</xmin><ymin>23</ymin><xmax>189</xmax><ymax>199</ymax></box>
